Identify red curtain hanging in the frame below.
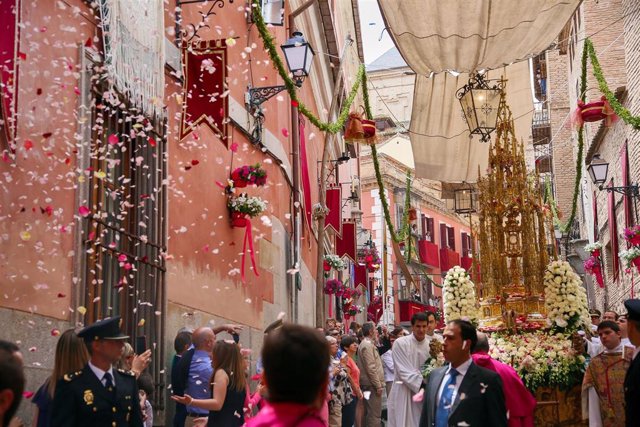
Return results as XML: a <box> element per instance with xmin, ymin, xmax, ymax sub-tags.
<box><xmin>0</xmin><ymin>0</ymin><xmax>20</xmax><ymax>145</ymax></box>
<box><xmin>325</xmin><ymin>185</ymin><xmax>342</xmax><ymax>233</ymax></box>
<box><xmin>608</xmin><ymin>180</ymin><xmax>619</xmax><ymax>282</ymax></box>
<box><xmin>621</xmin><ymin>142</ymin><xmax>632</xmax><ymax>228</ymax></box>
<box><xmin>336</xmin><ymin>221</ymin><xmax>357</xmax><ymax>262</ymax></box>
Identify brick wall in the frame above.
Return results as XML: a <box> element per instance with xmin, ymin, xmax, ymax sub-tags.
<box><xmin>547</xmin><ymin>0</ymin><xmax>640</xmax><ymax>313</ymax></box>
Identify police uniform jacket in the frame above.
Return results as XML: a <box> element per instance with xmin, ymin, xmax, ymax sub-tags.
<box><xmin>51</xmin><ymin>364</ymin><xmax>144</xmax><ymax>427</ymax></box>
<box><xmin>625</xmin><ymin>353</ymin><xmax>640</xmax><ymax>427</ymax></box>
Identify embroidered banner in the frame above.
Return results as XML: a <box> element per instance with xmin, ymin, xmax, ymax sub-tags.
<box><xmin>0</xmin><ymin>0</ymin><xmax>20</xmax><ymax>145</ymax></box>
<box><xmin>325</xmin><ymin>185</ymin><xmax>342</xmax><ymax>233</ymax></box>
<box><xmin>180</xmin><ymin>40</ymin><xmax>228</xmax><ymax>143</ymax></box>
<box><xmin>353</xmin><ymin>263</ymin><xmax>368</xmax><ymax>288</ymax></box>
<box><xmin>336</xmin><ymin>220</ymin><xmax>356</xmax><ymax>262</ymax></box>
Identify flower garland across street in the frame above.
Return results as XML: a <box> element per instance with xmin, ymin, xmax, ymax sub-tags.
<box><xmin>442</xmin><ymin>266</ymin><xmax>480</xmax><ymax>324</ymax></box>
<box><xmin>543</xmin><ymin>260</ymin><xmax>591</xmax><ymax>333</ymax></box>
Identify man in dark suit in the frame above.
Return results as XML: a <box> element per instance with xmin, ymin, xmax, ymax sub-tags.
<box><xmin>171</xmin><ymin>330</ymin><xmax>193</xmax><ymax>427</ymax></box>
<box><xmin>419</xmin><ymin>319</ymin><xmax>507</xmax><ymax>427</ymax></box>
<box><xmin>51</xmin><ymin>316</ymin><xmax>144</xmax><ymax>427</ymax></box>
<box><xmin>623</xmin><ymin>299</ymin><xmax>640</xmax><ymax>427</ymax></box>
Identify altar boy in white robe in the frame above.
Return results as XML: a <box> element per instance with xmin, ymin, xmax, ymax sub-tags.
<box><xmin>388</xmin><ymin>311</ymin><xmax>442</xmax><ymax>427</ymax></box>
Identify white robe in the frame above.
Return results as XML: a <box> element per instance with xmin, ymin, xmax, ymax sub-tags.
<box><xmin>387</xmin><ymin>333</ymin><xmax>441</xmax><ymax>427</ymax></box>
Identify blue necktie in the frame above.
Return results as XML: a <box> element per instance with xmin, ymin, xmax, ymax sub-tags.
<box><xmin>435</xmin><ymin>368</ymin><xmax>459</xmax><ymax>427</ymax></box>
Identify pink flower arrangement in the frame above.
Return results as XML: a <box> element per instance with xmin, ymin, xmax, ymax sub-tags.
<box><xmin>583</xmin><ymin>256</ymin><xmax>604</xmax><ymax>288</ymax></box>
<box><xmin>624</xmin><ymin>225</ymin><xmax>640</xmax><ymax>246</ymax></box>
<box><xmin>345</xmin><ymin>304</ymin><xmax>363</xmax><ymax>317</ymax></box>
<box><xmin>231</xmin><ymin>164</ymin><xmax>267</xmax><ymax>187</ymax></box>
<box><xmin>324</xmin><ymin>279</ymin><xmax>343</xmax><ymax>295</ymax></box>
<box><xmin>360</xmin><ymin>246</ymin><xmax>382</xmax><ymax>271</ymax></box>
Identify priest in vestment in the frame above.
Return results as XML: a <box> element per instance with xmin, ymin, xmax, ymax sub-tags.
<box><xmin>582</xmin><ymin>320</ymin><xmax>633</xmax><ymax>427</ymax></box>
<box><xmin>471</xmin><ymin>332</ymin><xmax>536</xmax><ymax>427</ymax></box>
<box><xmin>387</xmin><ymin>311</ymin><xmax>441</xmax><ymax>427</ymax></box>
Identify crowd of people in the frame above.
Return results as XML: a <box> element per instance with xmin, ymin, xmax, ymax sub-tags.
<box><xmin>1</xmin><ymin>299</ymin><xmax>640</xmax><ymax>427</ymax></box>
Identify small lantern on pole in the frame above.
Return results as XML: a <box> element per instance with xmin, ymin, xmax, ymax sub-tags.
<box><xmin>454</xmin><ymin>183</ymin><xmax>477</xmax><ymax>215</ymax></box>
<box><xmin>456</xmin><ymin>73</ymin><xmax>504</xmax><ymax>142</ymax></box>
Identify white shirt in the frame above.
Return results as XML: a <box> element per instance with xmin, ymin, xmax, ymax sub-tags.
<box><xmin>88</xmin><ymin>360</ymin><xmax>116</xmax><ymax>387</ymax></box>
<box><xmin>381</xmin><ymin>349</ymin><xmax>395</xmax><ymax>383</ymax></box>
<box><xmin>436</xmin><ymin>357</ymin><xmax>473</xmax><ymax>404</ymax></box>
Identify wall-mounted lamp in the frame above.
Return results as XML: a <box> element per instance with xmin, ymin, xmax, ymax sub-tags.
<box><xmin>587</xmin><ymin>153</ymin><xmax>639</xmax><ymax>221</ymax></box>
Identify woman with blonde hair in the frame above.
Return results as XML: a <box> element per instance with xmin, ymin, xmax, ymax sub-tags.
<box><xmin>31</xmin><ymin>329</ymin><xmax>88</xmax><ymax>427</ymax></box>
<box><xmin>172</xmin><ymin>340</ymin><xmax>247</xmax><ymax>426</ymax></box>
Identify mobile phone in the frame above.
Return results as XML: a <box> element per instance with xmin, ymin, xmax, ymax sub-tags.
<box><xmin>136</xmin><ymin>335</ymin><xmax>147</xmax><ymax>355</ymax></box>
<box><xmin>232</xmin><ymin>333</ymin><xmax>240</xmax><ymax>344</ymax></box>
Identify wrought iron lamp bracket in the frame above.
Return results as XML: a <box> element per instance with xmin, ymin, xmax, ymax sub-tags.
<box><xmin>247</xmin><ymin>85</ymin><xmax>288</xmax><ymax>109</ymax></box>
<box><xmin>599</xmin><ymin>184</ymin><xmax>640</xmax><ymax>197</ymax></box>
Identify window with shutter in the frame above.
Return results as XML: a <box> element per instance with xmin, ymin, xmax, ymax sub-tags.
<box><xmin>447</xmin><ymin>226</ymin><xmax>456</xmax><ymax>250</ymax></box>
<box><xmin>421</xmin><ymin>214</ymin><xmax>427</xmax><ymax>239</ymax></box>
<box><xmin>427</xmin><ymin>218</ymin><xmax>435</xmax><ymax>243</ymax></box>
<box><xmin>461</xmin><ymin>232</ymin><xmax>469</xmax><ymax>257</ymax></box>
<box><xmin>440</xmin><ymin>223</ymin><xmax>447</xmax><ymax>248</ymax></box>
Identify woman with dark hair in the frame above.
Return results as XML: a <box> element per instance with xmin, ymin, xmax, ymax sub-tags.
<box><xmin>340</xmin><ymin>335</ymin><xmax>362</xmax><ymax>427</ymax></box>
<box><xmin>31</xmin><ymin>329</ymin><xmax>89</xmax><ymax>427</ymax></box>
<box><xmin>171</xmin><ymin>340</ymin><xmax>247</xmax><ymax>427</ymax></box>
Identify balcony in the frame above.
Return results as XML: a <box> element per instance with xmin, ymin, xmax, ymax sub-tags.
<box><xmin>439</xmin><ymin>247</ymin><xmax>461</xmax><ymax>271</ymax></box>
<box><xmin>418</xmin><ymin>240</ymin><xmax>440</xmax><ymax>268</ymax></box>
<box><xmin>460</xmin><ymin>255</ymin><xmax>473</xmax><ymax>271</ymax></box>
<box><xmin>532</xmin><ymin>102</ymin><xmax>551</xmax><ymax>145</ymax></box>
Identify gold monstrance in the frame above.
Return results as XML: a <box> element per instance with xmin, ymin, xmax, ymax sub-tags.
<box><xmin>475</xmin><ymin>91</ymin><xmax>553</xmax><ymax>328</ymax></box>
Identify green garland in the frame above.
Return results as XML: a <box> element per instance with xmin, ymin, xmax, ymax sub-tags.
<box><xmin>251</xmin><ymin>0</ymin><xmax>409</xmax><ymax>245</ymax></box>
<box><xmin>251</xmin><ymin>0</ymin><xmax>364</xmax><ymax>133</ymax></box>
<box><xmin>585</xmin><ymin>39</ymin><xmax>640</xmax><ymax>129</ymax></box>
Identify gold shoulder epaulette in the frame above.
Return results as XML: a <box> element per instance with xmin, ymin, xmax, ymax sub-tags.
<box><xmin>63</xmin><ymin>370</ymin><xmax>84</xmax><ymax>382</ymax></box>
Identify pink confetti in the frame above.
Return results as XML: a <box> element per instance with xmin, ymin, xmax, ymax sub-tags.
<box><xmin>118</xmin><ymin>254</ymin><xmax>127</xmax><ymax>262</ymax></box>
<box><xmin>23</xmin><ymin>391</ymin><xmax>34</xmax><ymax>399</ymax></box>
<box><xmin>148</xmin><ymin>137</ymin><xmax>157</xmax><ymax>147</ymax></box>
<box><xmin>230</xmin><ymin>142</ymin><xmax>238</xmax><ymax>153</ymax></box>
<box><xmin>108</xmin><ymin>134</ymin><xmax>119</xmax><ymax>145</ymax></box>
<box><xmin>281</xmin><ymin>128</ymin><xmax>289</xmax><ymax>137</ymax></box>
<box><xmin>51</xmin><ymin>329</ymin><xmax>60</xmax><ymax>337</ymax></box>
<box><xmin>24</xmin><ymin>139</ymin><xmax>33</xmax><ymax>150</ymax></box>
<box><xmin>78</xmin><ymin>206</ymin><xmax>90</xmax><ymax>217</ymax></box>
<box><xmin>191</xmin><ymin>159</ymin><xmax>200</xmax><ymax>166</ymax></box>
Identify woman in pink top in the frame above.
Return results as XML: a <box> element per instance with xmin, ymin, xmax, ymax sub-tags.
<box><xmin>247</xmin><ymin>324</ymin><xmax>329</xmax><ymax>427</ymax></box>
<box><xmin>340</xmin><ymin>336</ymin><xmax>362</xmax><ymax>427</ymax></box>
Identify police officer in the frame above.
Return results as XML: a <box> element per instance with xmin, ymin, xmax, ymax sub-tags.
<box><xmin>624</xmin><ymin>299</ymin><xmax>640</xmax><ymax>427</ymax></box>
<box><xmin>51</xmin><ymin>316</ymin><xmax>144</xmax><ymax>427</ymax></box>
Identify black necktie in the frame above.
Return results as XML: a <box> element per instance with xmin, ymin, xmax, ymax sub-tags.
<box><xmin>103</xmin><ymin>372</ymin><xmax>115</xmax><ymax>394</ymax></box>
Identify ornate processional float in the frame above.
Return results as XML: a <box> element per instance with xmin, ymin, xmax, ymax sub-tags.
<box><xmin>440</xmin><ymin>85</ymin><xmax>590</xmax><ymax>426</ymax></box>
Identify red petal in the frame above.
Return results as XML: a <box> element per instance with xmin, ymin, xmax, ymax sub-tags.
<box><xmin>24</xmin><ymin>140</ymin><xmax>33</xmax><ymax>150</ymax></box>
<box><xmin>108</xmin><ymin>134</ymin><xmax>119</xmax><ymax>145</ymax></box>
<box><xmin>18</xmin><ymin>52</ymin><xmax>26</xmax><ymax>60</ymax></box>
<box><xmin>57</xmin><ymin>293</ymin><xmax>66</xmax><ymax>298</ymax></box>
<box><xmin>148</xmin><ymin>137</ymin><xmax>157</xmax><ymax>147</ymax></box>
<box><xmin>84</xmin><ymin>37</ymin><xmax>93</xmax><ymax>47</ymax></box>
<box><xmin>42</xmin><ymin>132</ymin><xmax>52</xmax><ymax>139</ymax></box>
<box><xmin>78</xmin><ymin>206</ymin><xmax>91</xmax><ymax>217</ymax></box>
<box><xmin>191</xmin><ymin>159</ymin><xmax>199</xmax><ymax>166</ymax></box>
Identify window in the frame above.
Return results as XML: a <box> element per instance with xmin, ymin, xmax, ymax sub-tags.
<box><xmin>426</xmin><ymin>217</ymin><xmax>435</xmax><ymax>242</ymax></box>
<box><xmin>396</xmin><ymin>203</ymin><xmax>405</xmax><ymax>230</ymax></box>
<box><xmin>461</xmin><ymin>232</ymin><xmax>472</xmax><ymax>257</ymax></box>
<box><xmin>440</xmin><ymin>223</ymin><xmax>447</xmax><ymax>248</ymax></box>
<box><xmin>421</xmin><ymin>214</ymin><xmax>434</xmax><ymax>242</ymax></box>
<box><xmin>78</xmin><ymin>55</ymin><xmax>167</xmax><ymax>408</ymax></box>
<box><xmin>447</xmin><ymin>226</ymin><xmax>456</xmax><ymax>250</ymax></box>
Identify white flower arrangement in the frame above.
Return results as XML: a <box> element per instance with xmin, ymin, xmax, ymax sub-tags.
<box><xmin>543</xmin><ymin>260</ymin><xmax>590</xmax><ymax>332</ymax></box>
<box><xmin>443</xmin><ymin>265</ymin><xmax>479</xmax><ymax>323</ymax></box>
<box><xmin>619</xmin><ymin>247</ymin><xmax>640</xmax><ymax>268</ymax></box>
<box><xmin>324</xmin><ymin>254</ymin><xmax>346</xmax><ymax>270</ymax></box>
<box><xmin>583</xmin><ymin>242</ymin><xmax>602</xmax><ymax>253</ymax></box>
<box><xmin>488</xmin><ymin>332</ymin><xmax>586</xmax><ymax>391</ymax></box>
<box><xmin>227</xmin><ymin>194</ymin><xmax>268</xmax><ymax>217</ymax></box>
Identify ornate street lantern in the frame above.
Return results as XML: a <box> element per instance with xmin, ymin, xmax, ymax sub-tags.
<box><xmin>456</xmin><ymin>73</ymin><xmax>504</xmax><ymax>142</ymax></box>
<box><xmin>281</xmin><ymin>31</ymin><xmax>315</xmax><ymax>87</ymax></box>
<box><xmin>454</xmin><ymin>183</ymin><xmax>476</xmax><ymax>214</ymax></box>
<box><xmin>587</xmin><ymin>154</ymin><xmax>609</xmax><ymax>187</ymax></box>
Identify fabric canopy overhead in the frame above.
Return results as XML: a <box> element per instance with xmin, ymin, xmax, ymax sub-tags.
<box><xmin>410</xmin><ymin>61</ymin><xmax>533</xmax><ymax>183</ymax></box>
<box><xmin>378</xmin><ymin>0</ymin><xmax>581</xmax><ymax>74</ymax></box>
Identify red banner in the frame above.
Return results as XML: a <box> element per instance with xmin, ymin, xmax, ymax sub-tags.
<box><xmin>608</xmin><ymin>180</ymin><xmax>619</xmax><ymax>282</ymax></box>
<box><xmin>180</xmin><ymin>40</ymin><xmax>228</xmax><ymax>143</ymax></box>
<box><xmin>299</xmin><ymin>118</ymin><xmax>313</xmax><ymax>236</ymax></box>
<box><xmin>0</xmin><ymin>0</ymin><xmax>20</xmax><ymax>145</ymax></box>
<box><xmin>353</xmin><ymin>263</ymin><xmax>368</xmax><ymax>288</ymax></box>
<box><xmin>418</xmin><ymin>240</ymin><xmax>439</xmax><ymax>267</ymax></box>
<box><xmin>336</xmin><ymin>220</ymin><xmax>357</xmax><ymax>262</ymax></box>
<box><xmin>439</xmin><ymin>248</ymin><xmax>460</xmax><ymax>272</ymax></box>
<box><xmin>325</xmin><ymin>185</ymin><xmax>342</xmax><ymax>233</ymax></box>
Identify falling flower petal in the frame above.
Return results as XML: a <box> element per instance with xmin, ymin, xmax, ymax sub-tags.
<box><xmin>77</xmin><ymin>306</ymin><xmax>87</xmax><ymax>315</ymax></box>
<box><xmin>20</xmin><ymin>231</ymin><xmax>31</xmax><ymax>241</ymax></box>
<box><xmin>108</xmin><ymin>134</ymin><xmax>119</xmax><ymax>145</ymax></box>
<box><xmin>51</xmin><ymin>329</ymin><xmax>60</xmax><ymax>337</ymax></box>
<box><xmin>78</xmin><ymin>206</ymin><xmax>90</xmax><ymax>217</ymax></box>
<box><xmin>281</xmin><ymin>128</ymin><xmax>289</xmax><ymax>137</ymax></box>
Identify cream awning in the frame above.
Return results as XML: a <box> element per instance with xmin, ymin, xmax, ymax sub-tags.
<box><xmin>410</xmin><ymin>61</ymin><xmax>533</xmax><ymax>182</ymax></box>
<box><xmin>378</xmin><ymin>0</ymin><xmax>580</xmax><ymax>74</ymax></box>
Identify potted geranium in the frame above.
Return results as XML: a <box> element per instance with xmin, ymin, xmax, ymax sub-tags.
<box><xmin>228</xmin><ymin>194</ymin><xmax>267</xmax><ymax>227</ymax></box>
<box><xmin>584</xmin><ymin>242</ymin><xmax>602</xmax><ymax>257</ymax></box>
<box><xmin>624</xmin><ymin>225</ymin><xmax>640</xmax><ymax>246</ymax></box>
<box><xmin>230</xmin><ymin>164</ymin><xmax>267</xmax><ymax>188</ymax></box>
<box><xmin>620</xmin><ymin>247</ymin><xmax>640</xmax><ymax>272</ymax></box>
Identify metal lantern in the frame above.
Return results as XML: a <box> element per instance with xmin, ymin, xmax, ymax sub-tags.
<box><xmin>456</xmin><ymin>73</ymin><xmax>504</xmax><ymax>142</ymax></box>
<box><xmin>454</xmin><ymin>184</ymin><xmax>476</xmax><ymax>214</ymax></box>
<box><xmin>587</xmin><ymin>154</ymin><xmax>609</xmax><ymax>187</ymax></box>
<box><xmin>281</xmin><ymin>31</ymin><xmax>315</xmax><ymax>87</ymax></box>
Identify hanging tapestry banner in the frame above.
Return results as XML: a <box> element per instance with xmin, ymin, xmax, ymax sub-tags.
<box><xmin>353</xmin><ymin>263</ymin><xmax>367</xmax><ymax>289</ymax></box>
<box><xmin>180</xmin><ymin>40</ymin><xmax>228</xmax><ymax>143</ymax></box>
<box><xmin>0</xmin><ymin>0</ymin><xmax>20</xmax><ymax>146</ymax></box>
<box><xmin>99</xmin><ymin>0</ymin><xmax>165</xmax><ymax>119</ymax></box>
<box><xmin>336</xmin><ymin>220</ymin><xmax>357</xmax><ymax>262</ymax></box>
<box><xmin>325</xmin><ymin>185</ymin><xmax>342</xmax><ymax>234</ymax></box>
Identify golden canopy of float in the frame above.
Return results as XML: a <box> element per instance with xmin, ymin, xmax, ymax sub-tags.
<box><xmin>472</xmin><ymin>87</ymin><xmax>556</xmax><ymax>331</ymax></box>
